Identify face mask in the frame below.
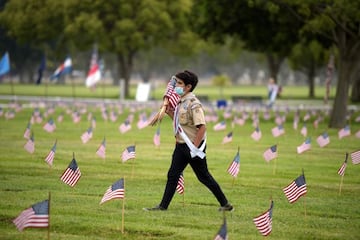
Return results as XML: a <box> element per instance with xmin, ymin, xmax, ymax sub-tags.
<box><xmin>175</xmin><ymin>86</ymin><xmax>184</xmax><ymax>96</ymax></box>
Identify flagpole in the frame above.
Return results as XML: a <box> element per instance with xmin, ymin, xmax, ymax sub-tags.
<box><xmin>273</xmin><ymin>156</ymin><xmax>277</xmax><ymax>175</ymax></box>
<box><xmin>339</xmin><ymin>152</ymin><xmax>348</xmax><ymax>195</ymax></box>
<box><xmin>273</xmin><ymin>143</ymin><xmax>278</xmax><ymax>175</ymax></box>
<box><xmin>302</xmin><ymin>169</ymin><xmax>306</xmax><ymax>218</ymax></box>
<box><xmin>121</xmin><ymin>177</ymin><xmax>125</xmax><ymax>234</ymax></box>
<box><xmin>48</xmin><ymin>191</ymin><xmax>51</xmax><ymax>240</ymax></box>
<box><xmin>182</xmin><ymin>191</ymin><xmax>185</xmax><ymax>208</ymax></box>
<box><xmin>339</xmin><ymin>174</ymin><xmax>344</xmax><ymax>195</ymax></box>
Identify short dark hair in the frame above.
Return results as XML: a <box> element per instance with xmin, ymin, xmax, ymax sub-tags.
<box><xmin>175</xmin><ymin>70</ymin><xmax>198</xmax><ymax>92</ymax></box>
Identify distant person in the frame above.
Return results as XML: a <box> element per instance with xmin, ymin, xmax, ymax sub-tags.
<box><xmin>267</xmin><ymin>77</ymin><xmax>278</xmax><ymax>107</ymax></box>
<box><xmin>144</xmin><ymin>70</ymin><xmax>233</xmax><ymax>212</ymax></box>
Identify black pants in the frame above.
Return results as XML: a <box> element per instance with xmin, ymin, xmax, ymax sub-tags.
<box><xmin>159</xmin><ymin>143</ymin><xmax>229</xmax><ymax>209</ymax></box>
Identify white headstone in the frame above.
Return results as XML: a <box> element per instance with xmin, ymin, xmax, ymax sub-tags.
<box><xmin>135</xmin><ymin>82</ymin><xmax>151</xmax><ymax>102</ymax></box>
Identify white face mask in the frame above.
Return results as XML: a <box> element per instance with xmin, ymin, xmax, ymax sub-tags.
<box><xmin>175</xmin><ymin>86</ymin><xmax>184</xmax><ymax>96</ymax></box>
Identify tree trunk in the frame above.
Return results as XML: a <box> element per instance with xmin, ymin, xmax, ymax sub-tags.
<box><xmin>329</xmin><ymin>56</ymin><xmax>352</xmax><ymax>128</ymax></box>
<box><xmin>266</xmin><ymin>53</ymin><xmax>284</xmax><ymax>83</ymax></box>
<box><xmin>307</xmin><ymin>63</ymin><xmax>315</xmax><ymax>98</ymax></box>
<box><xmin>350</xmin><ymin>60</ymin><xmax>360</xmax><ymax>102</ymax></box>
<box><xmin>117</xmin><ymin>53</ymin><xmax>134</xmax><ymax>98</ymax></box>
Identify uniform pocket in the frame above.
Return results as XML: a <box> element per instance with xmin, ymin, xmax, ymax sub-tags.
<box><xmin>179</xmin><ymin>112</ymin><xmax>188</xmax><ymax>124</ymax></box>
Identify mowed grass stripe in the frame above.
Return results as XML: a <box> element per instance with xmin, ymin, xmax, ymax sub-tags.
<box><xmin>0</xmin><ymin>104</ymin><xmax>359</xmax><ymax>239</ymax></box>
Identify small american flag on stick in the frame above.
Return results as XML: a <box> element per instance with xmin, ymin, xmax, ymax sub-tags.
<box><xmin>13</xmin><ymin>199</ymin><xmax>49</xmax><ymax>232</ymax></box>
<box><xmin>60</xmin><ymin>156</ymin><xmax>81</xmax><ymax>187</ymax></box>
<box><xmin>100</xmin><ymin>178</ymin><xmax>125</xmax><ymax>204</ymax></box>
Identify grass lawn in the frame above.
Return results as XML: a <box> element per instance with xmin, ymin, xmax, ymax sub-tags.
<box><xmin>0</xmin><ymin>83</ymin><xmax>338</xmax><ymax>101</ymax></box>
<box><xmin>0</xmin><ymin>84</ymin><xmax>359</xmax><ymax>239</ymax></box>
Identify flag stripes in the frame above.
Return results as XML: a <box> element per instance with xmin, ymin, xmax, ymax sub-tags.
<box><xmin>60</xmin><ymin>159</ymin><xmax>81</xmax><ymax>187</ymax></box>
<box><xmin>253</xmin><ymin>201</ymin><xmax>273</xmax><ymax>236</ymax></box>
<box><xmin>13</xmin><ymin>200</ymin><xmax>49</xmax><ymax>231</ymax></box>
<box><xmin>100</xmin><ymin>178</ymin><xmax>125</xmax><ymax>204</ymax></box>
<box><xmin>283</xmin><ymin>174</ymin><xmax>307</xmax><ymax>203</ymax></box>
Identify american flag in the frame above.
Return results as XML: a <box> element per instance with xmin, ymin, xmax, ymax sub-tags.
<box><xmin>81</xmin><ymin>127</ymin><xmax>93</xmax><ymax>144</ymax></box>
<box><xmin>251</xmin><ymin>127</ymin><xmax>262</xmax><ymax>141</ymax></box>
<box><xmin>119</xmin><ymin>120</ymin><xmax>131</xmax><ymax>133</ymax></box>
<box><xmin>263</xmin><ymin>145</ymin><xmax>277</xmax><ymax>162</ymax></box>
<box><xmin>283</xmin><ymin>174</ymin><xmax>307</xmax><ymax>203</ymax></box>
<box><xmin>122</xmin><ymin>145</ymin><xmax>136</xmax><ymax>162</ymax></box>
<box><xmin>222</xmin><ymin>132</ymin><xmax>233</xmax><ymax>144</ymax></box>
<box><xmin>176</xmin><ymin>173</ymin><xmax>185</xmax><ymax>194</ymax></box>
<box><xmin>164</xmin><ymin>76</ymin><xmax>180</xmax><ymax>109</ymax></box>
<box><xmin>101</xmin><ymin>109</ymin><xmax>108</xmax><ymax>121</ymax></box>
<box><xmin>137</xmin><ymin>113</ymin><xmax>149</xmax><ymax>129</ymax></box>
<box><xmin>227</xmin><ymin>150</ymin><xmax>240</xmax><ymax>177</ymax></box>
<box><xmin>72</xmin><ymin>111</ymin><xmax>81</xmax><ymax>123</ymax></box>
<box><xmin>350</xmin><ymin>150</ymin><xmax>360</xmax><ymax>164</ymax></box>
<box><xmin>303</xmin><ymin>112</ymin><xmax>310</xmax><ymax>121</ymax></box>
<box><xmin>300</xmin><ymin>124</ymin><xmax>307</xmax><ymax>137</ymax></box>
<box><xmin>110</xmin><ymin>111</ymin><xmax>118</xmax><ymax>122</ymax></box>
<box><xmin>355</xmin><ymin>130</ymin><xmax>360</xmax><ymax>138</ymax></box>
<box><xmin>100</xmin><ymin>178</ymin><xmax>125</xmax><ymax>204</ymax></box>
<box><xmin>153</xmin><ymin>127</ymin><xmax>161</xmax><ymax>146</ymax></box>
<box><xmin>214</xmin><ymin>121</ymin><xmax>226</xmax><ymax>131</ymax></box>
<box><xmin>297</xmin><ymin>137</ymin><xmax>311</xmax><ymax>154</ymax></box>
<box><xmin>91</xmin><ymin>117</ymin><xmax>97</xmax><ymax>129</ymax></box>
<box><xmin>13</xmin><ymin>199</ymin><xmax>49</xmax><ymax>231</ymax></box>
<box><xmin>43</xmin><ymin>118</ymin><xmax>56</xmax><ymax>133</ymax></box>
<box><xmin>23</xmin><ymin>122</ymin><xmax>31</xmax><ymax>139</ymax></box>
<box><xmin>96</xmin><ymin>138</ymin><xmax>106</xmax><ymax>159</ymax></box>
<box><xmin>85</xmin><ymin>44</ymin><xmax>101</xmax><ymax>88</ymax></box>
<box><xmin>337</xmin><ymin>153</ymin><xmax>348</xmax><ymax>176</ymax></box>
<box><xmin>338</xmin><ymin>125</ymin><xmax>351</xmax><ymax>139</ymax></box>
<box><xmin>45</xmin><ymin>140</ymin><xmax>57</xmax><ymax>166</ymax></box>
<box><xmin>57</xmin><ymin>112</ymin><xmax>64</xmax><ymax>123</ymax></box>
<box><xmin>213</xmin><ymin>219</ymin><xmax>228</xmax><ymax>240</ymax></box>
<box><xmin>316</xmin><ymin>132</ymin><xmax>330</xmax><ymax>147</ymax></box>
<box><xmin>271</xmin><ymin>125</ymin><xmax>285</xmax><ymax>137</ymax></box>
<box><xmin>293</xmin><ymin>114</ymin><xmax>299</xmax><ymax>130</ymax></box>
<box><xmin>60</xmin><ymin>158</ymin><xmax>81</xmax><ymax>187</ymax></box>
<box><xmin>253</xmin><ymin>200</ymin><xmax>273</xmax><ymax>236</ymax></box>
<box><xmin>24</xmin><ymin>133</ymin><xmax>35</xmax><ymax>154</ymax></box>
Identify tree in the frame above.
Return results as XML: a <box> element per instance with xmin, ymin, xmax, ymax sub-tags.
<box><xmin>193</xmin><ymin>0</ymin><xmax>303</xmax><ymax>83</ymax></box>
<box><xmin>63</xmin><ymin>0</ymin><xmax>194</xmax><ymax>98</ymax></box>
<box><xmin>0</xmin><ymin>0</ymin><xmax>68</xmax><ymax>83</ymax></box>
<box><xmin>288</xmin><ymin>40</ymin><xmax>329</xmax><ymax>98</ymax></box>
<box><xmin>273</xmin><ymin>0</ymin><xmax>360</xmax><ymax>128</ymax></box>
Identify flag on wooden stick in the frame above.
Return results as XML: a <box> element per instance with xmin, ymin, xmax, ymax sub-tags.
<box><xmin>227</xmin><ymin>148</ymin><xmax>240</xmax><ymax>177</ymax></box>
<box><xmin>122</xmin><ymin>145</ymin><xmax>136</xmax><ymax>162</ymax></box>
<box><xmin>253</xmin><ymin>200</ymin><xmax>274</xmax><ymax>236</ymax></box>
<box><xmin>96</xmin><ymin>137</ymin><xmax>106</xmax><ymax>159</ymax></box>
<box><xmin>100</xmin><ymin>178</ymin><xmax>125</xmax><ymax>204</ymax></box>
<box><xmin>263</xmin><ymin>145</ymin><xmax>277</xmax><ymax>162</ymax></box>
<box><xmin>24</xmin><ymin>132</ymin><xmax>35</xmax><ymax>154</ymax></box>
<box><xmin>316</xmin><ymin>132</ymin><xmax>330</xmax><ymax>148</ymax></box>
<box><xmin>283</xmin><ymin>174</ymin><xmax>307</xmax><ymax>203</ymax></box>
<box><xmin>13</xmin><ymin>199</ymin><xmax>49</xmax><ymax>232</ymax></box>
<box><xmin>23</xmin><ymin>122</ymin><xmax>31</xmax><ymax>139</ymax></box>
<box><xmin>60</xmin><ymin>157</ymin><xmax>81</xmax><ymax>187</ymax></box>
<box><xmin>213</xmin><ymin>218</ymin><xmax>228</xmax><ymax>240</ymax></box>
<box><xmin>350</xmin><ymin>150</ymin><xmax>360</xmax><ymax>164</ymax></box>
<box><xmin>45</xmin><ymin>140</ymin><xmax>57</xmax><ymax>166</ymax></box>
<box><xmin>176</xmin><ymin>173</ymin><xmax>185</xmax><ymax>194</ymax></box>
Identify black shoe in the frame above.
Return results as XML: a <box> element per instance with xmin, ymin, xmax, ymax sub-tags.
<box><xmin>218</xmin><ymin>203</ymin><xmax>234</xmax><ymax>212</ymax></box>
<box><xmin>143</xmin><ymin>205</ymin><xmax>166</xmax><ymax>211</ymax></box>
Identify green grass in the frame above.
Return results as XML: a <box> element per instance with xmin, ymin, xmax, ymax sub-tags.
<box><xmin>0</xmin><ymin>98</ymin><xmax>360</xmax><ymax>239</ymax></box>
<box><xmin>0</xmin><ymin>83</ymin><xmax>337</xmax><ymax>101</ymax></box>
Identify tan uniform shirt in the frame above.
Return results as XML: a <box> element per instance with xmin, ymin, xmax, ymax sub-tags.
<box><xmin>175</xmin><ymin>93</ymin><xmax>206</xmax><ymax>143</ymax></box>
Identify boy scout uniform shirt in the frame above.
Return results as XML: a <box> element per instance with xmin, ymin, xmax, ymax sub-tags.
<box><xmin>175</xmin><ymin>92</ymin><xmax>206</xmax><ymax>144</ymax></box>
